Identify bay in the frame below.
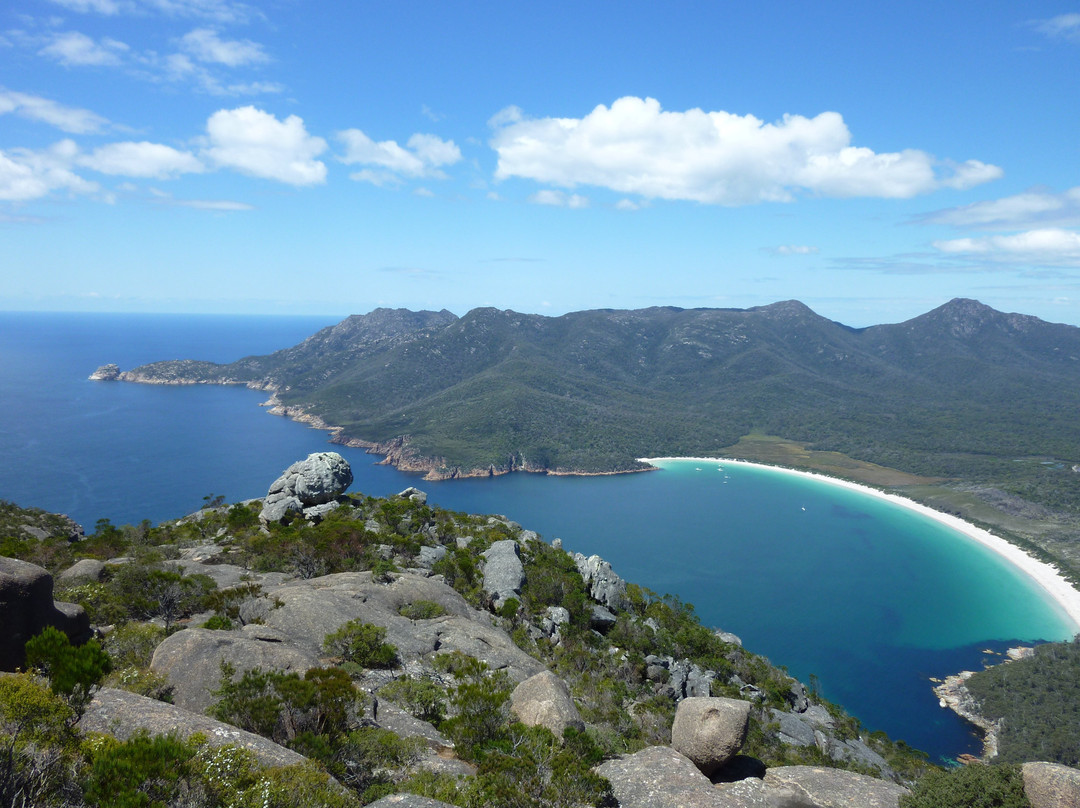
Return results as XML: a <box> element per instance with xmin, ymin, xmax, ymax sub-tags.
<box><xmin>0</xmin><ymin>311</ymin><xmax>1073</xmax><ymax>764</ymax></box>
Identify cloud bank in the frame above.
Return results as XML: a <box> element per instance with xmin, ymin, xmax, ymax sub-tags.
<box><xmin>490</xmin><ymin>96</ymin><xmax>1001</xmax><ymax>205</ymax></box>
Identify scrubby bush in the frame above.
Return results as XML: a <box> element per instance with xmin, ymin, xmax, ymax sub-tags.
<box><xmin>323</xmin><ymin>620</ymin><xmax>398</xmax><ymax>669</ymax></box>
<box><xmin>378</xmin><ymin>676</ymin><xmax>447</xmax><ymax>724</ymax></box>
<box><xmin>25</xmin><ymin>625</ymin><xmax>111</xmax><ymax>720</ymax></box>
<box><xmin>398</xmin><ymin>599</ymin><xmax>447</xmax><ymax>620</ymax></box>
<box><xmin>900</xmin><ymin>763</ymin><xmax>1030</xmax><ymax>808</ymax></box>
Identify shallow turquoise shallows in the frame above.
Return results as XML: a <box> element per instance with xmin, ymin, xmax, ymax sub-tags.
<box><xmin>1</xmin><ymin>312</ymin><xmax>1073</xmax><ymax>764</ymax></box>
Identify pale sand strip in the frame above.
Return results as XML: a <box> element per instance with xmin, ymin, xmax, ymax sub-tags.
<box><xmin>640</xmin><ymin>456</ymin><xmax>1080</xmax><ymax>633</ymax></box>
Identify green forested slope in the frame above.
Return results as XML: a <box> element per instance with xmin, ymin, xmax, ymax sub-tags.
<box><xmin>120</xmin><ymin>299</ymin><xmax>1080</xmax><ymax>509</ymax></box>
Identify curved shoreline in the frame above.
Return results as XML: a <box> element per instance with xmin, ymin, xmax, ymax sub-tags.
<box><xmin>641</xmin><ymin>456</ymin><xmax>1080</xmax><ymax>634</ymax></box>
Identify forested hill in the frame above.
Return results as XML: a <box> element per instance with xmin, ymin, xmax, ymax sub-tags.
<box><xmin>115</xmin><ymin>299</ymin><xmax>1080</xmax><ymax>506</ymax></box>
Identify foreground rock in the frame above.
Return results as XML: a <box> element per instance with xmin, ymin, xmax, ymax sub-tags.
<box><xmin>596</xmin><ymin>746</ymin><xmax>738</xmax><ymax>808</ymax></box>
<box><xmin>763</xmin><ymin>766</ymin><xmax>908</xmax><ymax>807</ymax></box>
<box><xmin>1023</xmin><ymin>761</ymin><xmax>1080</xmax><ymax>808</ymax></box>
<box><xmin>82</xmin><ymin>687</ymin><xmax>306</xmax><ymax>768</ymax></box>
<box><xmin>151</xmin><ymin>624</ymin><xmax>321</xmax><ymax>714</ymax></box>
<box><xmin>671</xmin><ymin>696</ymin><xmax>751</xmax><ymax>776</ymax></box>
<box><xmin>481</xmin><ymin>540</ymin><xmax>525</xmax><ymax>609</ymax></box>
<box><xmin>0</xmin><ymin>556</ymin><xmax>91</xmax><ymax>671</ymax></box>
<box><xmin>510</xmin><ymin>670</ymin><xmax>584</xmax><ymax>736</ymax></box>
<box><xmin>259</xmin><ymin>451</ymin><xmax>353</xmax><ymax>524</ymax></box>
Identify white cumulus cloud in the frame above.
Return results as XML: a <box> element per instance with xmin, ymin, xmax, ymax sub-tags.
<box><xmin>39</xmin><ymin>31</ymin><xmax>129</xmax><ymax>66</ymax></box>
<box><xmin>79</xmin><ymin>141</ymin><xmax>204</xmax><ymax>177</ymax></box>
<box><xmin>337</xmin><ymin>129</ymin><xmax>461</xmax><ymax>185</ymax></box>
<box><xmin>202</xmin><ymin>106</ymin><xmax>327</xmax><ymax>185</ymax></box>
<box><xmin>933</xmin><ymin>228</ymin><xmax>1080</xmax><ymax>267</ymax></box>
<box><xmin>0</xmin><ymin>89</ymin><xmax>109</xmax><ymax>133</ymax></box>
<box><xmin>0</xmin><ymin>141</ymin><xmax>99</xmax><ymax>201</ymax></box>
<box><xmin>490</xmin><ymin>96</ymin><xmax>1001</xmax><ymax>205</ymax></box>
<box><xmin>179</xmin><ymin>27</ymin><xmax>268</xmax><ymax>66</ymax></box>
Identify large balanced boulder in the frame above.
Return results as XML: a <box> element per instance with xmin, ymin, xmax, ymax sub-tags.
<box><xmin>763</xmin><ymin>765</ymin><xmax>908</xmax><ymax>807</ymax></box>
<box><xmin>0</xmin><ymin>556</ymin><xmax>91</xmax><ymax>671</ymax></box>
<box><xmin>671</xmin><ymin>696</ymin><xmax>751</xmax><ymax>776</ymax></box>
<box><xmin>260</xmin><ymin>452</ymin><xmax>353</xmax><ymax>524</ymax></box>
<box><xmin>1023</xmin><ymin>761</ymin><xmax>1080</xmax><ymax>808</ymax></box>
<box><xmin>510</xmin><ymin>670</ymin><xmax>584</xmax><ymax>736</ymax></box>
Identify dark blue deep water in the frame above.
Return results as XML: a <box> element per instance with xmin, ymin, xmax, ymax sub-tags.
<box><xmin>0</xmin><ymin>311</ymin><xmax>1072</xmax><ymax>763</ymax></box>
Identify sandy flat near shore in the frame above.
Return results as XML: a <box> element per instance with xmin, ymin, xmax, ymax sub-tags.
<box><xmin>642</xmin><ymin>456</ymin><xmax>1080</xmax><ymax>633</ymax></box>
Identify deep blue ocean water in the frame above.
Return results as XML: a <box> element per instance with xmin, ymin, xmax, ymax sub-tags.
<box><xmin>0</xmin><ymin>311</ymin><xmax>1073</xmax><ymax>763</ymax></box>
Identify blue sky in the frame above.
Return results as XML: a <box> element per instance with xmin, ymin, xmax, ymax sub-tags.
<box><xmin>2</xmin><ymin>1</ymin><xmax>1079</xmax><ymax>326</ymax></box>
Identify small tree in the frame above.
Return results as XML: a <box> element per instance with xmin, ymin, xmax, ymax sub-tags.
<box><xmin>24</xmin><ymin>626</ymin><xmax>111</xmax><ymax>721</ymax></box>
<box><xmin>322</xmin><ymin>620</ymin><xmax>398</xmax><ymax>669</ymax></box>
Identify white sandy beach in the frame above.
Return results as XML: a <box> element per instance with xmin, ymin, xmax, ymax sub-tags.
<box><xmin>641</xmin><ymin>456</ymin><xmax>1080</xmax><ymax>634</ymax></box>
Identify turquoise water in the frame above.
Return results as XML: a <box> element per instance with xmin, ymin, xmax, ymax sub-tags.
<box><xmin>0</xmin><ymin>311</ymin><xmax>1073</xmax><ymax>762</ymax></box>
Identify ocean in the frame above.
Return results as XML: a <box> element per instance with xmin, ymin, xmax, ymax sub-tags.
<box><xmin>0</xmin><ymin>311</ymin><xmax>1073</xmax><ymax>763</ymax></box>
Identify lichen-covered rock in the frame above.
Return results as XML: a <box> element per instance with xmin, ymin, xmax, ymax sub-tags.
<box><xmin>82</xmin><ymin>687</ymin><xmax>306</xmax><ymax>768</ymax></box>
<box><xmin>1</xmin><ymin>556</ymin><xmax>91</xmax><ymax>671</ymax></box>
<box><xmin>58</xmin><ymin>558</ymin><xmax>107</xmax><ymax>584</ymax></box>
<box><xmin>262</xmin><ymin>571</ymin><xmax>544</xmax><ymax>683</ymax></box>
<box><xmin>481</xmin><ymin>540</ymin><xmax>525</xmax><ymax>608</ymax></box>
<box><xmin>670</xmin><ymin>696</ymin><xmax>751</xmax><ymax>776</ymax></box>
<box><xmin>260</xmin><ymin>452</ymin><xmax>353</xmax><ymax>525</ymax></box>
<box><xmin>1023</xmin><ymin>761</ymin><xmax>1080</xmax><ymax>808</ymax></box>
<box><xmin>573</xmin><ymin>553</ymin><xmax>627</xmax><ymax>611</ymax></box>
<box><xmin>596</xmin><ymin>745</ymin><xmax>737</xmax><ymax>808</ymax></box>
<box><xmin>150</xmin><ymin>624</ymin><xmax>321</xmax><ymax>714</ymax></box>
<box><xmin>366</xmin><ymin>795</ymin><xmax>458</xmax><ymax>808</ymax></box>
<box><xmin>510</xmin><ymin>670</ymin><xmax>584</xmax><ymax>736</ymax></box>
<box><xmin>763</xmin><ymin>765</ymin><xmax>908</xmax><ymax>807</ymax></box>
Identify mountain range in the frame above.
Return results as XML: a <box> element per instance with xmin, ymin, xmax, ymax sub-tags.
<box><xmin>115</xmin><ymin>299</ymin><xmax>1080</xmax><ymax>508</ymax></box>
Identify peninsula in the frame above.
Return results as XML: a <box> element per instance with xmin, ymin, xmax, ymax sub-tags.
<box><xmin>96</xmin><ymin>298</ymin><xmax>1080</xmax><ymax>581</ymax></box>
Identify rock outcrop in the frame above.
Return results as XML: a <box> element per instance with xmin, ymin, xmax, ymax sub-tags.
<box><xmin>671</xmin><ymin>697</ymin><xmax>751</xmax><ymax>776</ymax></box>
<box><xmin>597</xmin><ymin>746</ymin><xmax>735</xmax><ymax>808</ymax></box>
<box><xmin>259</xmin><ymin>451</ymin><xmax>353</xmax><ymax>525</ymax></box>
<box><xmin>763</xmin><ymin>766</ymin><xmax>908</xmax><ymax>807</ymax></box>
<box><xmin>481</xmin><ymin>540</ymin><xmax>525</xmax><ymax>609</ymax></box>
<box><xmin>573</xmin><ymin>552</ymin><xmax>628</xmax><ymax>611</ymax></box>
<box><xmin>1022</xmin><ymin>761</ymin><xmax>1080</xmax><ymax>808</ymax></box>
<box><xmin>82</xmin><ymin>687</ymin><xmax>307</xmax><ymax>768</ymax></box>
<box><xmin>510</xmin><ymin>670</ymin><xmax>584</xmax><ymax>736</ymax></box>
<box><xmin>151</xmin><ymin>624</ymin><xmax>321</xmax><ymax>714</ymax></box>
<box><xmin>0</xmin><ymin>556</ymin><xmax>91</xmax><ymax>671</ymax></box>
<box><xmin>88</xmin><ymin>363</ymin><xmax>120</xmax><ymax>380</ymax></box>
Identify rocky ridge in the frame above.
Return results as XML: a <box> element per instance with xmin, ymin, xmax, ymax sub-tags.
<box><xmin>5</xmin><ymin>453</ymin><xmax>1080</xmax><ymax>806</ymax></box>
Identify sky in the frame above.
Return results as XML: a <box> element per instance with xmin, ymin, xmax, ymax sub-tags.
<box><xmin>2</xmin><ymin>1</ymin><xmax>1079</xmax><ymax>327</ymax></box>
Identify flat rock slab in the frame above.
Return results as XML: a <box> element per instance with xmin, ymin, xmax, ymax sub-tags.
<box><xmin>764</xmin><ymin>766</ymin><xmax>908</xmax><ymax>808</ymax></box>
<box><xmin>367</xmin><ymin>795</ymin><xmax>458</xmax><ymax>808</ymax></box>
<box><xmin>151</xmin><ymin>624</ymin><xmax>321</xmax><ymax>714</ymax></box>
<box><xmin>264</xmin><ymin>572</ymin><xmax>543</xmax><ymax>682</ymax></box>
<box><xmin>82</xmin><ymin>687</ymin><xmax>306</xmax><ymax>769</ymax></box>
<box><xmin>596</xmin><ymin>745</ymin><xmax>745</xmax><ymax>808</ymax></box>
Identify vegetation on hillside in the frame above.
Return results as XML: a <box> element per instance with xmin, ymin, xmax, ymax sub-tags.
<box><xmin>965</xmin><ymin>638</ymin><xmax>1080</xmax><ymax>766</ymax></box>
<box><xmin>118</xmin><ymin>300</ymin><xmax>1080</xmax><ymax>518</ymax></box>
<box><xmin>1</xmin><ymin>492</ymin><xmax>948</xmax><ymax>805</ymax></box>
